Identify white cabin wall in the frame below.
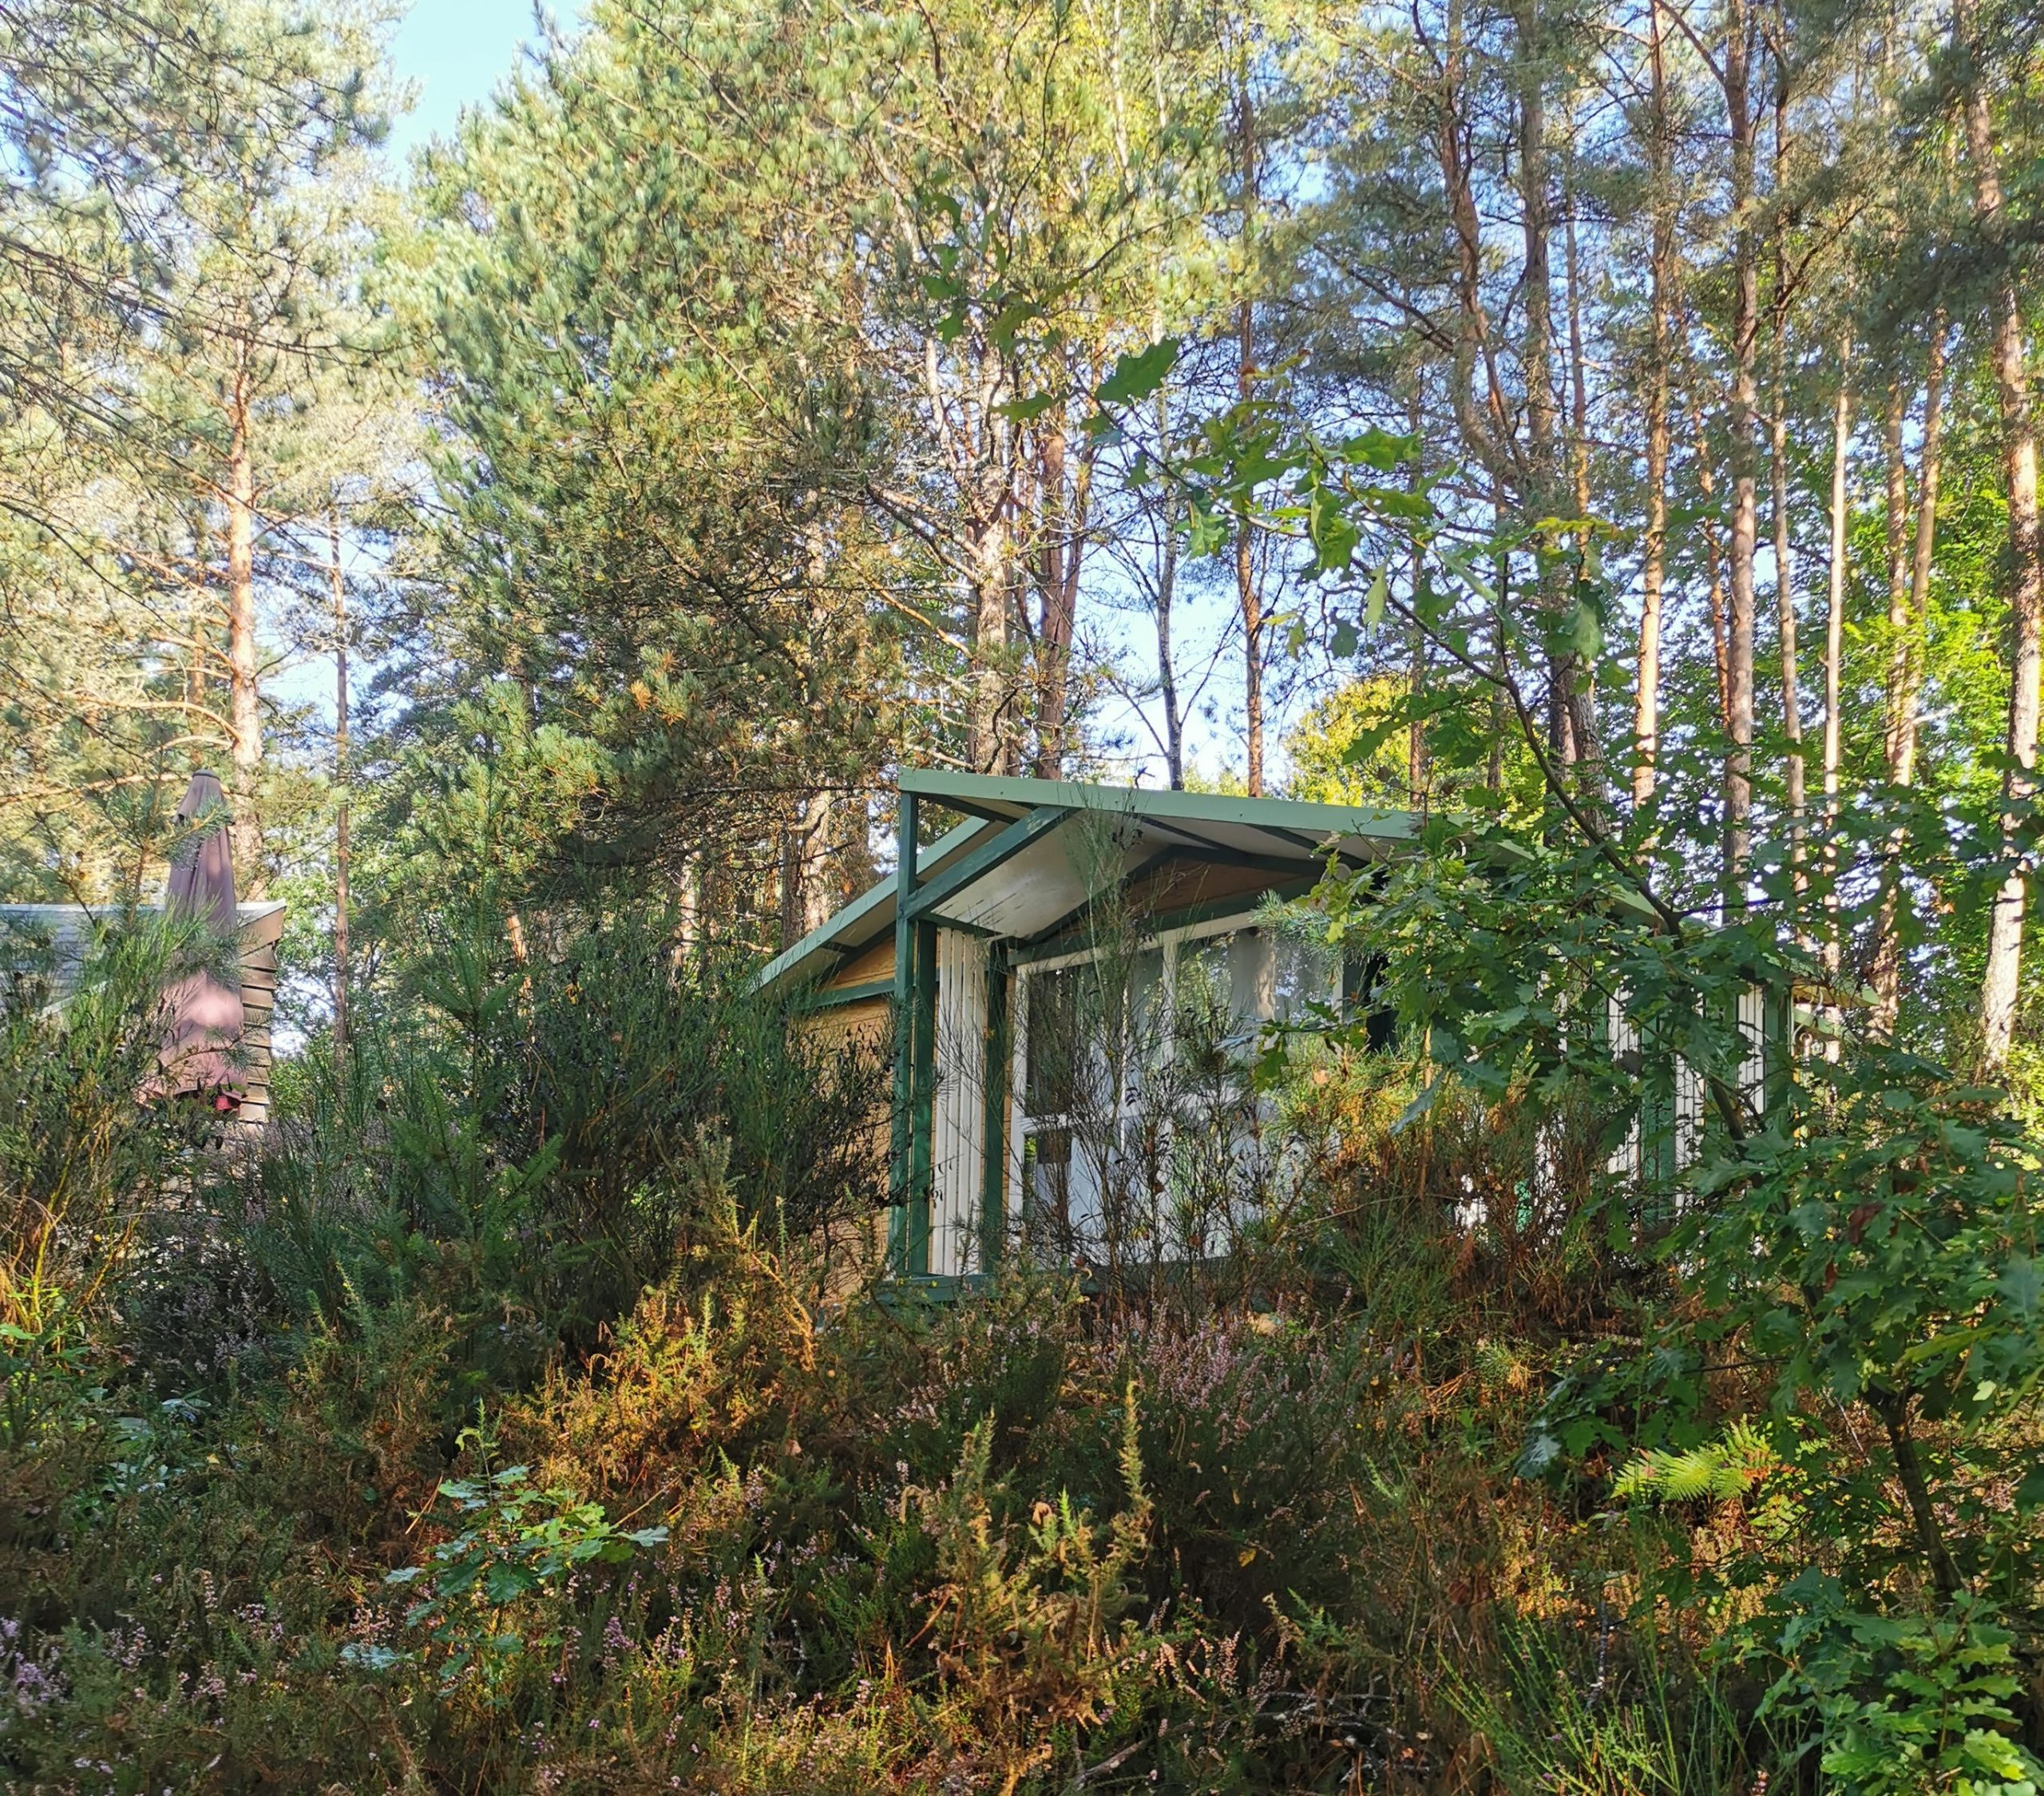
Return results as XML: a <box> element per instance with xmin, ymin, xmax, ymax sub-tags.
<box><xmin>930</xmin><ymin>928</ymin><xmax>989</xmax><ymax>1276</ymax></box>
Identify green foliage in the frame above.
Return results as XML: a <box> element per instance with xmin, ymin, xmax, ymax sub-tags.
<box><xmin>384</xmin><ymin>1418</ymin><xmax>668</xmax><ymax>1699</ymax></box>
<box><xmin>1785</xmin><ymin>1596</ymin><xmax>2044</xmax><ymax>1796</ymax></box>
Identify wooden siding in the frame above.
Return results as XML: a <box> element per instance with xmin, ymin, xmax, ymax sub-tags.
<box><xmin>232</xmin><ymin>907</ymin><xmax>283</xmax><ymax>1130</ymax></box>
<box><xmin>930</xmin><ymin>928</ymin><xmax>988</xmax><ymax>1277</ymax></box>
<box><xmin>829</xmin><ymin>938</ymin><xmax>896</xmax><ymax>989</ymax></box>
<box><xmin>0</xmin><ymin>902</ymin><xmax>285</xmax><ymax>1131</ymax></box>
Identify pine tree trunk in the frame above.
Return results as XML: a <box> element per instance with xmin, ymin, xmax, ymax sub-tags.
<box><xmin>1156</xmin><ymin>498</ymin><xmax>1184</xmax><ymax>790</ymax></box>
<box><xmin>1771</xmin><ymin>355</ymin><xmax>1805</xmax><ymax>894</ymax></box>
<box><xmin>1962</xmin><ymin>0</ymin><xmax>2044</xmax><ymax>1070</ymax></box>
<box><xmin>800</xmin><ymin>787</ymin><xmax>838</xmax><ymax>937</ymax></box>
<box><xmin>1821</xmin><ymin>335</ymin><xmax>1852</xmax><ymax>985</ymax></box>
<box><xmin>1034</xmin><ymin>409</ymin><xmax>1085</xmax><ymax>775</ymax></box>
<box><xmin>1770</xmin><ymin>52</ymin><xmax>1805</xmax><ymax>908</ymax></box>
<box><xmin>1237</xmin><ymin>296</ymin><xmax>1263</xmax><ymax>797</ymax></box>
<box><xmin>1721</xmin><ymin>0</ymin><xmax>1759</xmax><ymax>906</ymax></box>
<box><xmin>1149</xmin><ymin>360</ymin><xmax>1185</xmax><ymax>791</ymax></box>
<box><xmin>936</xmin><ymin>332</ymin><xmax>1016</xmax><ymax>775</ymax></box>
<box><xmin>1635</xmin><ymin>0</ymin><xmax>1674</xmax><ymax>808</ymax></box>
<box><xmin>1676</xmin><ymin>317</ymin><xmax>1732</xmax><ymax>725</ymax></box>
<box><xmin>1559</xmin><ymin>115</ymin><xmax>1601</xmax><ymax>775</ymax></box>
<box><xmin>1235</xmin><ymin>73</ymin><xmax>1264</xmax><ymax>796</ymax></box>
<box><xmin>1516</xmin><ymin>0</ymin><xmax>1570</xmax><ymax>763</ymax></box>
<box><xmin>1408</xmin><ymin>385</ymin><xmax>1429</xmax><ymax>808</ymax></box>
<box><xmin>225</xmin><ymin>367</ymin><xmax>262</xmax><ymax>889</ymax></box>
<box><xmin>327</xmin><ymin>510</ymin><xmax>350</xmax><ymax>1064</ymax></box>
<box><xmin>1883</xmin><ymin>383</ymin><xmax>1910</xmax><ymax>632</ymax></box>
<box><xmin>1869</xmin><ymin>323</ymin><xmax>1950</xmax><ymax>1031</ymax></box>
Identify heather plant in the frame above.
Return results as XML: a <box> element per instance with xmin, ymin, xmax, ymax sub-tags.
<box><xmin>20</xmin><ymin>790</ymin><xmax>2032</xmax><ymax>1794</ymax></box>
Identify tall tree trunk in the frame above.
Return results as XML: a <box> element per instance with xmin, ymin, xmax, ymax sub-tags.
<box><xmin>224</xmin><ymin>366</ymin><xmax>262</xmax><ymax>889</ymax></box>
<box><xmin>1559</xmin><ymin>110</ymin><xmax>1602</xmax><ymax>775</ymax></box>
<box><xmin>1489</xmin><ymin>519</ymin><xmax>1509</xmax><ymax>793</ymax></box>
<box><xmin>1821</xmin><ymin>334</ymin><xmax>1852</xmax><ymax>984</ymax></box>
<box><xmin>1408</xmin><ymin>384</ymin><xmax>1429</xmax><ymax>809</ymax></box>
<box><xmin>1869</xmin><ymin>322</ymin><xmax>1950</xmax><ymax>1031</ymax></box>
<box><xmin>1637</xmin><ymin>0</ymin><xmax>1674</xmax><ymax>810</ymax></box>
<box><xmin>326</xmin><ymin>510</ymin><xmax>350</xmax><ymax>1064</ymax></box>
<box><xmin>1690</xmin><ymin>398</ymin><xmax>1733</xmax><ymax>726</ymax></box>
<box><xmin>1770</xmin><ymin>45</ymin><xmax>1805</xmax><ymax>910</ymax></box>
<box><xmin>935</xmin><ymin>332</ymin><xmax>1016</xmax><ymax>775</ymax></box>
<box><xmin>1721</xmin><ymin>0</ymin><xmax>1760</xmax><ymax>906</ymax></box>
<box><xmin>1516</xmin><ymin>0</ymin><xmax>1570</xmax><ymax>763</ymax></box>
<box><xmin>1961</xmin><ymin>0</ymin><xmax>2044</xmax><ymax>1070</ymax></box>
<box><xmin>1883</xmin><ymin>382</ymin><xmax>1910</xmax><ymax>633</ymax></box>
<box><xmin>1226</xmin><ymin>61</ymin><xmax>1258</xmax><ymax>792</ymax></box>
<box><xmin>798</xmin><ymin>787</ymin><xmax>838</xmax><ymax>937</ymax></box>
<box><xmin>778</xmin><ymin>812</ymin><xmax>805</xmax><ymax>950</ymax></box>
<box><xmin>1034</xmin><ymin>404</ymin><xmax>1087</xmax><ymax>775</ymax></box>
<box><xmin>1157</xmin><ymin>525</ymin><xmax>1184</xmax><ymax>790</ymax></box>
<box><xmin>186</xmin><ymin>507</ymin><xmax>211</xmax><ymax>725</ymax></box>
<box><xmin>1154</xmin><ymin>383</ymin><xmax>1185</xmax><ymax>790</ymax></box>
<box><xmin>1432</xmin><ymin>0</ymin><xmax>1513</xmax><ymax>490</ymax></box>
<box><xmin>1234</xmin><ymin>71</ymin><xmax>1264</xmax><ymax>795</ymax></box>
<box><xmin>1236</xmin><ymin>302</ymin><xmax>1263</xmax><ymax>795</ymax></box>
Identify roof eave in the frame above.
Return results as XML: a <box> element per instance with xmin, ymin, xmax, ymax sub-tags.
<box><xmin>895</xmin><ymin>767</ymin><xmax>1416</xmax><ymax>842</ymax></box>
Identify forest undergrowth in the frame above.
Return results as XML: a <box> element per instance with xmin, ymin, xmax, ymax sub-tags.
<box><xmin>0</xmin><ymin>921</ymin><xmax>1916</xmax><ymax>1796</ymax></box>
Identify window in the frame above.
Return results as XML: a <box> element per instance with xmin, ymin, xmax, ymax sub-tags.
<box><xmin>1011</xmin><ymin>920</ymin><xmax>1341</xmax><ymax>1269</ymax></box>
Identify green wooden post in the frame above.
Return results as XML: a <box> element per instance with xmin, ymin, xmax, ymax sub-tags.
<box><xmin>980</xmin><ymin>950</ymin><xmax>1010</xmax><ymax>1277</ymax></box>
<box><xmin>888</xmin><ymin>792</ymin><xmax>919</xmax><ymax>1271</ymax></box>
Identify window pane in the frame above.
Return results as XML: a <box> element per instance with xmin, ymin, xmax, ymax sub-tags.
<box><xmin>1270</xmin><ymin>934</ymin><xmax>1340</xmax><ymax>1022</ymax></box>
<box><xmin>1023</xmin><ymin>951</ymin><xmax>1165</xmax><ymax>1120</ymax></box>
<box><xmin>1024</xmin><ymin>967</ymin><xmax>1079</xmax><ymax>1115</ymax></box>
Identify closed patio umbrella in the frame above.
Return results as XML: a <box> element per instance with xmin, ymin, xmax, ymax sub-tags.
<box><xmin>156</xmin><ymin>770</ymin><xmax>245</xmax><ymax>1108</ymax></box>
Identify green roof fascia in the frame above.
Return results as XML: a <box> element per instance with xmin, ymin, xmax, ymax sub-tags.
<box><xmin>751</xmin><ymin>815</ymin><xmax>992</xmax><ymax>995</ymax></box>
<box><xmin>896</xmin><ymin>768</ymin><xmax>1416</xmax><ymax>844</ymax></box>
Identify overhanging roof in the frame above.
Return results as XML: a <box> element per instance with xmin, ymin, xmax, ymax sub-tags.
<box><xmin>755</xmin><ymin>772</ymin><xmax>1412</xmax><ymax>996</ymax></box>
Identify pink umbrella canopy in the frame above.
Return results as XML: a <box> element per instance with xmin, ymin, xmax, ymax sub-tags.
<box><xmin>156</xmin><ymin>770</ymin><xmax>245</xmax><ymax>1105</ymax></box>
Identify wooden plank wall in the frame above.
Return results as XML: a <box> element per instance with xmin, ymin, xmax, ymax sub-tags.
<box><xmin>234</xmin><ymin>912</ymin><xmax>281</xmax><ymax>1130</ymax></box>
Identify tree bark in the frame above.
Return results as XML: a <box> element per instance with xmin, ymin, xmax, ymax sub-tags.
<box><xmin>1516</xmin><ymin>0</ymin><xmax>1571</xmax><ymax>763</ymax></box>
<box><xmin>1408</xmin><ymin>385</ymin><xmax>1429</xmax><ymax>808</ymax></box>
<box><xmin>1034</xmin><ymin>409</ymin><xmax>1087</xmax><ymax>775</ymax></box>
<box><xmin>326</xmin><ymin>509</ymin><xmax>350</xmax><ymax>1064</ymax></box>
<box><xmin>1821</xmin><ymin>335</ymin><xmax>1852</xmax><ymax>984</ymax></box>
<box><xmin>1721</xmin><ymin>0</ymin><xmax>1760</xmax><ymax>906</ymax></box>
<box><xmin>1962</xmin><ymin>0</ymin><xmax>2044</xmax><ymax>1072</ymax></box>
<box><xmin>1883</xmin><ymin>381</ymin><xmax>1910</xmax><ymax>636</ymax></box>
<box><xmin>1635</xmin><ymin>0</ymin><xmax>1674</xmax><ymax>808</ymax></box>
<box><xmin>1235</xmin><ymin>73</ymin><xmax>1264</xmax><ymax>795</ymax></box>
<box><xmin>1154</xmin><ymin>381</ymin><xmax>1185</xmax><ymax>791</ymax></box>
<box><xmin>224</xmin><ymin>364</ymin><xmax>263</xmax><ymax>890</ymax></box>
<box><xmin>1869</xmin><ymin>322</ymin><xmax>1949</xmax><ymax>1032</ymax></box>
<box><xmin>1769</xmin><ymin>46</ymin><xmax>1805</xmax><ymax>909</ymax></box>
<box><xmin>1691</xmin><ymin>398</ymin><xmax>1732</xmax><ymax>728</ymax></box>
<box><xmin>931</xmin><ymin>331</ymin><xmax>1017</xmax><ymax>775</ymax></box>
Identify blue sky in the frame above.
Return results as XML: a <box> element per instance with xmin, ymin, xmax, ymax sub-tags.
<box><xmin>385</xmin><ymin>0</ymin><xmax>580</xmax><ymax>158</ymax></box>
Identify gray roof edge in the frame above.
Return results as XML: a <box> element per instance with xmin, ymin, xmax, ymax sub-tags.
<box><xmin>896</xmin><ymin>768</ymin><xmax>1416</xmax><ymax>839</ymax></box>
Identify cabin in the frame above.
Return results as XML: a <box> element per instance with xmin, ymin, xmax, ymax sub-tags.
<box><xmin>755</xmin><ymin>770</ymin><xmax>1414</xmax><ymax>1288</ymax></box>
<box><xmin>0</xmin><ymin>900</ymin><xmax>287</xmax><ymax>1128</ymax></box>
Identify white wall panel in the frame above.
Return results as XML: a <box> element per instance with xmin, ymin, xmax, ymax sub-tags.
<box><xmin>930</xmin><ymin>929</ymin><xmax>989</xmax><ymax>1276</ymax></box>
